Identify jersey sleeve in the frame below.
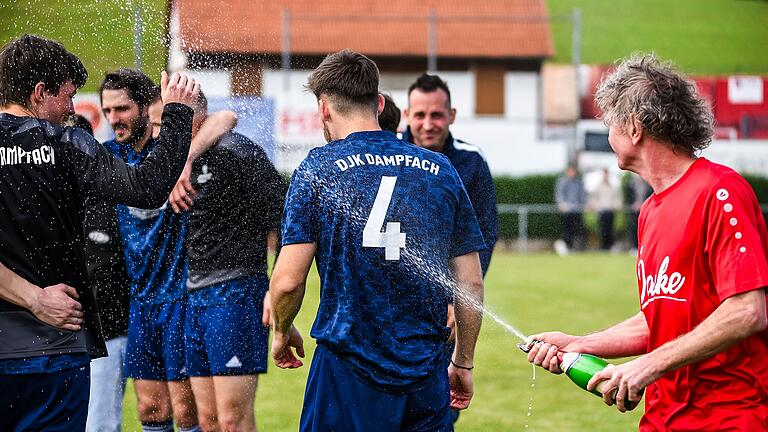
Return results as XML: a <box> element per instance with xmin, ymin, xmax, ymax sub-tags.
<box><xmin>281</xmin><ymin>154</ymin><xmax>318</xmax><ymax>245</ymax></box>
<box><xmin>470</xmin><ymin>157</ymin><xmax>499</xmax><ymax>275</ymax></box>
<box><xmin>448</xmin><ymin>166</ymin><xmax>486</xmax><ymax>258</ymax></box>
<box><xmin>705</xmin><ymin>174</ymin><xmax>768</xmax><ymax>301</ymax></box>
<box><xmin>64</xmin><ymin>103</ymin><xmax>192</xmax><ymax>208</ymax></box>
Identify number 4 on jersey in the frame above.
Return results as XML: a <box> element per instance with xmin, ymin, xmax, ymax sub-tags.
<box><xmin>363</xmin><ymin>176</ymin><xmax>407</xmax><ymax>260</ymax></box>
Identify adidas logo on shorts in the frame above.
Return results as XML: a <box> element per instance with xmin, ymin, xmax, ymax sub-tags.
<box><xmin>226</xmin><ymin>356</ymin><xmax>243</xmax><ymax>368</ymax></box>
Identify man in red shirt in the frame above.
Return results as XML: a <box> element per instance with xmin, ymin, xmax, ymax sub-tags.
<box><xmin>527</xmin><ymin>55</ymin><xmax>768</xmax><ymax>431</ymax></box>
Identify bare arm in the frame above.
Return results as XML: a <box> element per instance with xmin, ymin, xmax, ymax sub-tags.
<box><xmin>528</xmin><ymin>311</ymin><xmax>649</xmax><ymax>374</ymax></box>
<box><xmin>189</xmin><ymin>110</ymin><xmax>237</xmax><ymax>162</ymax></box>
<box><xmin>169</xmin><ymin>110</ymin><xmax>238</xmax><ymax>212</ymax></box>
<box><xmin>448</xmin><ymin>251</ymin><xmax>484</xmax><ymax>410</ymax></box>
<box><xmin>587</xmin><ymin>289</ymin><xmax>767</xmax><ymax>412</ymax></box>
<box><xmin>0</xmin><ymin>263</ymin><xmax>83</xmax><ymax>331</ymax></box>
<box><xmin>269</xmin><ymin>242</ymin><xmax>316</xmax><ymax>368</ymax></box>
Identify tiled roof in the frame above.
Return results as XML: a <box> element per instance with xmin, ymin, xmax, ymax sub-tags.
<box><xmin>178</xmin><ymin>0</ymin><xmax>554</xmax><ymax>59</ymax></box>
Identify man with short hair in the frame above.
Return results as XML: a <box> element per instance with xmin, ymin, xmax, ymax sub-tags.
<box><xmin>528</xmin><ymin>55</ymin><xmax>768</xmax><ymax>430</ymax></box>
<box><xmin>271</xmin><ymin>49</ymin><xmax>485</xmax><ymax>432</ymax></box>
<box><xmin>0</xmin><ymin>34</ymin><xmax>197</xmax><ymax>432</ymax></box>
<box><xmin>100</xmin><ymin>68</ymin><xmax>235</xmax><ymax>432</ymax></box>
<box><xmin>183</xmin><ymin>91</ymin><xmax>286</xmax><ymax>432</ymax></box>
<box><xmin>378</xmin><ymin>93</ymin><xmax>401</xmax><ymax>134</ymax></box>
<box><xmin>403</xmin><ymin>73</ymin><xmax>498</xmax><ymax>276</ymax></box>
<box><xmin>88</xmin><ymin>71</ymin><xmax>234</xmax><ymax>432</ymax></box>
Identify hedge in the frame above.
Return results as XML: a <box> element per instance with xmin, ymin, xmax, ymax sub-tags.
<box><xmin>494</xmin><ymin>174</ymin><xmax>768</xmax><ymax>240</ymax></box>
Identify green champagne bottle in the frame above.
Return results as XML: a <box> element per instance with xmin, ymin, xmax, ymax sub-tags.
<box><xmin>560</xmin><ymin>352</ymin><xmax>611</xmax><ymax>397</ymax></box>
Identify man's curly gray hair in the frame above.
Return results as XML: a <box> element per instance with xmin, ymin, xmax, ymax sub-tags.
<box><xmin>595</xmin><ymin>54</ymin><xmax>714</xmax><ymax>156</ymax></box>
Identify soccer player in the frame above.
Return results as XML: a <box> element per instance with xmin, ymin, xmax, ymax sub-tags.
<box><xmin>88</xmin><ymin>73</ymin><xmax>234</xmax><ymax>432</ymax></box>
<box><xmin>527</xmin><ymin>55</ymin><xmax>768</xmax><ymax>430</ymax></box>
<box><xmin>403</xmin><ymin>73</ymin><xmax>498</xmax><ymax>277</ymax></box>
<box><xmin>270</xmin><ymin>49</ymin><xmax>485</xmax><ymax>432</ymax></box>
<box><xmin>0</xmin><ymin>34</ymin><xmax>197</xmax><ymax>431</ymax></box>
<box><xmin>100</xmin><ymin>68</ymin><xmax>230</xmax><ymax>432</ymax></box>
<box><xmin>183</xmin><ymin>91</ymin><xmax>286</xmax><ymax>432</ymax></box>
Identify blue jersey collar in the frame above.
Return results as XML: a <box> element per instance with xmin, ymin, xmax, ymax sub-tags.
<box><xmin>401</xmin><ymin>126</ymin><xmax>455</xmax><ymax>156</ymax></box>
<box><xmin>344</xmin><ymin>130</ymin><xmax>398</xmax><ymax>141</ymax></box>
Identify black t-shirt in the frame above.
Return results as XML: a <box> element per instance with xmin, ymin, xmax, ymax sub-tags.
<box><xmin>83</xmin><ymin>198</ymin><xmax>129</xmax><ymax>340</ymax></box>
<box><xmin>187</xmin><ymin>132</ymin><xmax>286</xmax><ymax>288</ymax></box>
<box><xmin>0</xmin><ymin>103</ymin><xmax>192</xmax><ymax>360</ymax></box>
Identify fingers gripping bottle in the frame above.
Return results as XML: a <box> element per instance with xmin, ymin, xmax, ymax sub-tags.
<box><xmin>561</xmin><ymin>352</ymin><xmax>642</xmax><ymax>410</ymax></box>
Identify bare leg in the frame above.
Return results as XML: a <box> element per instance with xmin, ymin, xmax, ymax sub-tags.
<box><xmin>134</xmin><ymin>379</ymin><xmax>173</xmax><ymax>424</ymax></box>
<box><xmin>168</xmin><ymin>379</ymin><xmax>199</xmax><ymax>429</ymax></box>
<box><xmin>190</xmin><ymin>376</ymin><xmax>219</xmax><ymax>432</ymax></box>
<box><xmin>213</xmin><ymin>375</ymin><xmax>258</xmax><ymax>432</ymax></box>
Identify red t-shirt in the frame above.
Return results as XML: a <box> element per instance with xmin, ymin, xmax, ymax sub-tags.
<box><xmin>637</xmin><ymin>158</ymin><xmax>768</xmax><ymax>431</ymax></box>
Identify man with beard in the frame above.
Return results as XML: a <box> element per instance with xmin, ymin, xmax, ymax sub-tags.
<box><xmin>0</xmin><ymin>34</ymin><xmax>197</xmax><ymax>431</ymax></box>
<box><xmin>97</xmin><ymin>68</ymin><xmax>228</xmax><ymax>432</ymax></box>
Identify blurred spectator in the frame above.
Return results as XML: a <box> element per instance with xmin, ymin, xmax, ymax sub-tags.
<box><xmin>378</xmin><ymin>93</ymin><xmax>401</xmax><ymax>134</ymax></box>
<box><xmin>555</xmin><ymin>164</ymin><xmax>587</xmax><ymax>254</ymax></box>
<box><xmin>623</xmin><ymin>172</ymin><xmax>652</xmax><ymax>252</ymax></box>
<box><xmin>588</xmin><ymin>168</ymin><xmax>622</xmax><ymax>251</ymax></box>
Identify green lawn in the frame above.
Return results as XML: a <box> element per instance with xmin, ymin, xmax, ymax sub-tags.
<box><xmin>548</xmin><ymin>0</ymin><xmax>768</xmax><ymax>73</ymax></box>
<box><xmin>122</xmin><ymin>251</ymin><xmax>644</xmax><ymax>431</ymax></box>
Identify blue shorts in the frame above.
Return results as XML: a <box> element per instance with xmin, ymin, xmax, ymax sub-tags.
<box><xmin>1</xmin><ymin>363</ymin><xmax>90</xmax><ymax>431</ymax></box>
<box><xmin>301</xmin><ymin>344</ymin><xmax>452</xmax><ymax>432</ymax></box>
<box><xmin>185</xmin><ymin>275</ymin><xmax>269</xmax><ymax>376</ymax></box>
<box><xmin>125</xmin><ymin>299</ymin><xmax>187</xmax><ymax>381</ymax></box>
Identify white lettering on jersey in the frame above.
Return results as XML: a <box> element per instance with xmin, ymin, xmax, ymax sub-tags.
<box><xmin>127</xmin><ymin>201</ymin><xmax>168</xmax><ymax>220</ymax></box>
<box><xmin>333</xmin><ymin>153</ymin><xmax>440</xmax><ymax>176</ymax></box>
<box><xmin>638</xmin><ymin>255</ymin><xmax>687</xmax><ymax>309</ymax></box>
<box><xmin>0</xmin><ymin>145</ymin><xmax>55</xmax><ymax>167</ymax></box>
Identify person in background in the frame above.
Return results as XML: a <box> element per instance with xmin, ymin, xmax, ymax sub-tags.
<box><xmin>588</xmin><ymin>168</ymin><xmax>622</xmax><ymax>251</ymax></box>
<box><xmin>378</xmin><ymin>93</ymin><xmax>401</xmax><ymax>134</ymax></box>
<box><xmin>623</xmin><ymin>172</ymin><xmax>652</xmax><ymax>252</ymax></box>
<box><xmin>554</xmin><ymin>164</ymin><xmax>587</xmax><ymax>254</ymax></box>
<box><xmin>403</xmin><ymin>73</ymin><xmax>498</xmax><ymax>276</ymax></box>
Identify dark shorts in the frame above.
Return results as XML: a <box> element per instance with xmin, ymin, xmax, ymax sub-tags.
<box><xmin>125</xmin><ymin>299</ymin><xmax>187</xmax><ymax>381</ymax></box>
<box><xmin>184</xmin><ymin>275</ymin><xmax>269</xmax><ymax>376</ymax></box>
<box><xmin>300</xmin><ymin>344</ymin><xmax>452</xmax><ymax>432</ymax></box>
<box><xmin>1</xmin><ymin>363</ymin><xmax>90</xmax><ymax>431</ymax></box>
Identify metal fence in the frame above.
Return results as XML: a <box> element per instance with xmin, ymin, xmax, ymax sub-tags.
<box><xmin>498</xmin><ymin>203</ymin><xmax>768</xmax><ymax>254</ymax></box>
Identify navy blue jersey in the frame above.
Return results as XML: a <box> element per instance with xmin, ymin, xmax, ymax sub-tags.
<box><xmin>402</xmin><ymin>129</ymin><xmax>499</xmax><ymax>276</ymax></box>
<box><xmin>104</xmin><ymin>139</ymin><xmax>188</xmax><ymax>305</ymax></box>
<box><xmin>282</xmin><ymin>130</ymin><xmax>485</xmax><ymax>391</ymax></box>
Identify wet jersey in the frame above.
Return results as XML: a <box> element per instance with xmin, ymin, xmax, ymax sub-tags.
<box><xmin>282</xmin><ymin>130</ymin><xmax>485</xmax><ymax>392</ymax></box>
<box><xmin>83</xmin><ymin>198</ymin><xmax>129</xmax><ymax>340</ymax></box>
<box><xmin>637</xmin><ymin>158</ymin><xmax>768</xmax><ymax>431</ymax></box>
<box><xmin>104</xmin><ymin>140</ymin><xmax>188</xmax><ymax>306</ymax></box>
<box><xmin>0</xmin><ymin>103</ymin><xmax>192</xmax><ymax>360</ymax></box>
<box><xmin>187</xmin><ymin>132</ymin><xmax>286</xmax><ymax>290</ymax></box>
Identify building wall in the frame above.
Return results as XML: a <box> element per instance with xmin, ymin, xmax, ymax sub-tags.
<box><xmin>175</xmin><ymin>66</ymin><xmax>564</xmax><ymax>175</ymax></box>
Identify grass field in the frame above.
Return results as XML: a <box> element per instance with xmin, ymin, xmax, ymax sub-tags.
<box><xmin>121</xmin><ymin>251</ymin><xmax>644</xmax><ymax>431</ymax></box>
<box><xmin>548</xmin><ymin>0</ymin><xmax>768</xmax><ymax>74</ymax></box>
<box><xmin>1</xmin><ymin>0</ymin><xmax>767</xmax><ymax>94</ymax></box>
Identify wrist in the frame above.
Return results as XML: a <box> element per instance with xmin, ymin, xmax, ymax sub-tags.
<box><xmin>450</xmin><ymin>359</ymin><xmax>474</xmax><ymax>370</ymax></box>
